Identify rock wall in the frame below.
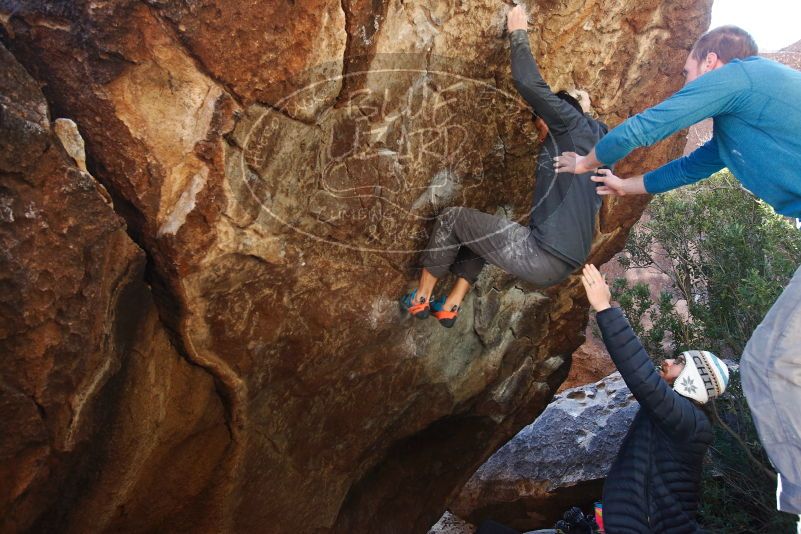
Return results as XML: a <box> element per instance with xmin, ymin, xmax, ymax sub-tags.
<box><xmin>0</xmin><ymin>43</ymin><xmax>229</xmax><ymax>533</ymax></box>
<box><xmin>0</xmin><ymin>0</ymin><xmax>710</xmax><ymax>532</ymax></box>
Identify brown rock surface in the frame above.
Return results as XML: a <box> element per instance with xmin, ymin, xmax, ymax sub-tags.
<box><xmin>0</xmin><ymin>41</ymin><xmax>228</xmax><ymax>533</ymax></box>
<box><xmin>559</xmin><ymin>329</ymin><xmax>616</xmax><ymax>392</ymax></box>
<box><xmin>0</xmin><ymin>0</ymin><xmax>711</xmax><ymax>532</ymax></box>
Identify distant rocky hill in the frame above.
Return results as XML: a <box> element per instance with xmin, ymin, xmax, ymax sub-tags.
<box><xmin>765</xmin><ymin>39</ymin><xmax>801</xmax><ymax>69</ymax></box>
<box><xmin>778</xmin><ymin>38</ymin><xmax>801</xmax><ymax>54</ymax></box>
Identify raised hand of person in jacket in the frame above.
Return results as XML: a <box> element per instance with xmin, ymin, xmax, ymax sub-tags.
<box><xmin>580</xmin><ymin>264</ymin><xmax>611</xmax><ymax>311</ymax></box>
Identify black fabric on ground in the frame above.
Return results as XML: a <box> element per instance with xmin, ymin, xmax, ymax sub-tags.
<box><xmin>476</xmin><ymin>519</ymin><xmax>521</xmax><ymax>534</ymax></box>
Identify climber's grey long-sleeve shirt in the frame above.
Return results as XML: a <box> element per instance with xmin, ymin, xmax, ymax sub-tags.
<box><xmin>509</xmin><ymin>30</ymin><xmax>607</xmax><ymax>268</ymax></box>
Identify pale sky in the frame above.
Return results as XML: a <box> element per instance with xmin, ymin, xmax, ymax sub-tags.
<box><xmin>710</xmin><ymin>0</ymin><xmax>801</xmax><ymax>52</ymax></box>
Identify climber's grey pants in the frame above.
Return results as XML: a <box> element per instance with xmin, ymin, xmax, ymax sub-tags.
<box><xmin>741</xmin><ymin>263</ymin><xmax>801</xmax><ymax>514</ymax></box>
<box><xmin>419</xmin><ymin>206</ymin><xmax>572</xmax><ymax>286</ymax></box>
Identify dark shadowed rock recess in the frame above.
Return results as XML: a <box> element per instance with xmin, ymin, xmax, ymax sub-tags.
<box><xmin>0</xmin><ymin>0</ymin><xmax>711</xmax><ymax>532</ymax></box>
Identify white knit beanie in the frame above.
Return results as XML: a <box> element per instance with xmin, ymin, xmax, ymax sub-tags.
<box><xmin>673</xmin><ymin>350</ymin><xmax>730</xmax><ymax>404</ymax></box>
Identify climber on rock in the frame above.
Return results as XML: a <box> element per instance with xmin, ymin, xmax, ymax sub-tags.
<box><xmin>555</xmin><ymin>25</ymin><xmax>801</xmax><ymax>524</ymax></box>
<box><xmin>581</xmin><ymin>263</ymin><xmax>729</xmax><ymax>534</ymax></box>
<box><xmin>400</xmin><ymin>4</ymin><xmax>608</xmax><ymax>328</ymax></box>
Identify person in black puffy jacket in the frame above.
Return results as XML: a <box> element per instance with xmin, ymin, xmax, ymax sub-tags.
<box><xmin>580</xmin><ymin>264</ymin><xmax>730</xmax><ymax>534</ymax></box>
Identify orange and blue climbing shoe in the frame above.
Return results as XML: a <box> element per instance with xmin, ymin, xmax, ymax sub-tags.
<box><xmin>400</xmin><ymin>289</ymin><xmax>430</xmax><ymax>319</ymax></box>
<box><xmin>430</xmin><ymin>296</ymin><xmax>460</xmax><ymax>328</ymax></box>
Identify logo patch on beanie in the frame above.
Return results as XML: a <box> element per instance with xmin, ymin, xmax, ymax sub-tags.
<box><xmin>691</xmin><ymin>352</ymin><xmax>721</xmax><ymax>398</ymax></box>
<box><xmin>679</xmin><ymin>375</ymin><xmax>698</xmax><ymax>395</ymax></box>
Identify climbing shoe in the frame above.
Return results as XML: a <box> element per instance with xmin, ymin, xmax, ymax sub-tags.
<box><xmin>430</xmin><ymin>296</ymin><xmax>460</xmax><ymax>328</ymax></box>
<box><xmin>400</xmin><ymin>289</ymin><xmax>430</xmax><ymax>319</ymax></box>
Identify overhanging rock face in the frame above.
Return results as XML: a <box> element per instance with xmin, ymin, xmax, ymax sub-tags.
<box><xmin>0</xmin><ymin>1</ymin><xmax>710</xmax><ymax>532</ymax></box>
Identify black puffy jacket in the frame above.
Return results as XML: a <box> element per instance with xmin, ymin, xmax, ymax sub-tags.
<box><xmin>597</xmin><ymin>308</ymin><xmax>714</xmax><ymax>534</ymax></box>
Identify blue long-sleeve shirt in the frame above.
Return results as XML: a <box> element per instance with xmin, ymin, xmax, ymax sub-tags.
<box><xmin>595</xmin><ymin>56</ymin><xmax>801</xmax><ymax>218</ymax></box>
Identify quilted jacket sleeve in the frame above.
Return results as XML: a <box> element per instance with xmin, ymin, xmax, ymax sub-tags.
<box><xmin>596</xmin><ymin>307</ymin><xmax>702</xmax><ymax>439</ymax></box>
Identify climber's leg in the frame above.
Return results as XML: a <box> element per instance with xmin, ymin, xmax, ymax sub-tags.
<box><xmin>402</xmin><ymin>247</ymin><xmax>475</xmax><ymax>320</ymax></box>
<box><xmin>443</xmin><ymin>277</ymin><xmax>471</xmax><ymax>310</ymax></box>
<box><xmin>400</xmin><ymin>268</ymin><xmax>437</xmax><ymax>318</ymax></box>
<box><xmin>429</xmin><ymin>277</ymin><xmax>470</xmax><ymax>328</ymax></box>
<box><xmin>414</xmin><ymin>267</ymin><xmax>438</xmax><ymax>304</ymax></box>
<box><xmin>449</xmin><ymin>244</ymin><xmax>486</xmax><ymax>289</ymax></box>
<box><xmin>422</xmin><ymin>247</ymin><xmax>478</xmax><ymax>327</ymax></box>
<box><xmin>403</xmin><ymin>207</ymin><xmax>475</xmax><ymax>319</ymax></box>
<box><xmin>418</xmin><ymin>206</ymin><xmax>473</xmax><ymax>280</ymax></box>
<box><xmin>420</xmin><ymin>206</ymin><xmax>574</xmax><ymax>288</ymax></box>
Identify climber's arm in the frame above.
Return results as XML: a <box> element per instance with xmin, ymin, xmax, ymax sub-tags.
<box><xmin>507</xmin><ymin>6</ymin><xmax>583</xmax><ymax>136</ymax></box>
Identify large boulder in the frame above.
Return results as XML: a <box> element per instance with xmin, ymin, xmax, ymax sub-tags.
<box><xmin>450</xmin><ymin>373</ymin><xmax>638</xmax><ymax>531</ymax></box>
<box><xmin>0</xmin><ymin>0</ymin><xmax>710</xmax><ymax>531</ymax></box>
